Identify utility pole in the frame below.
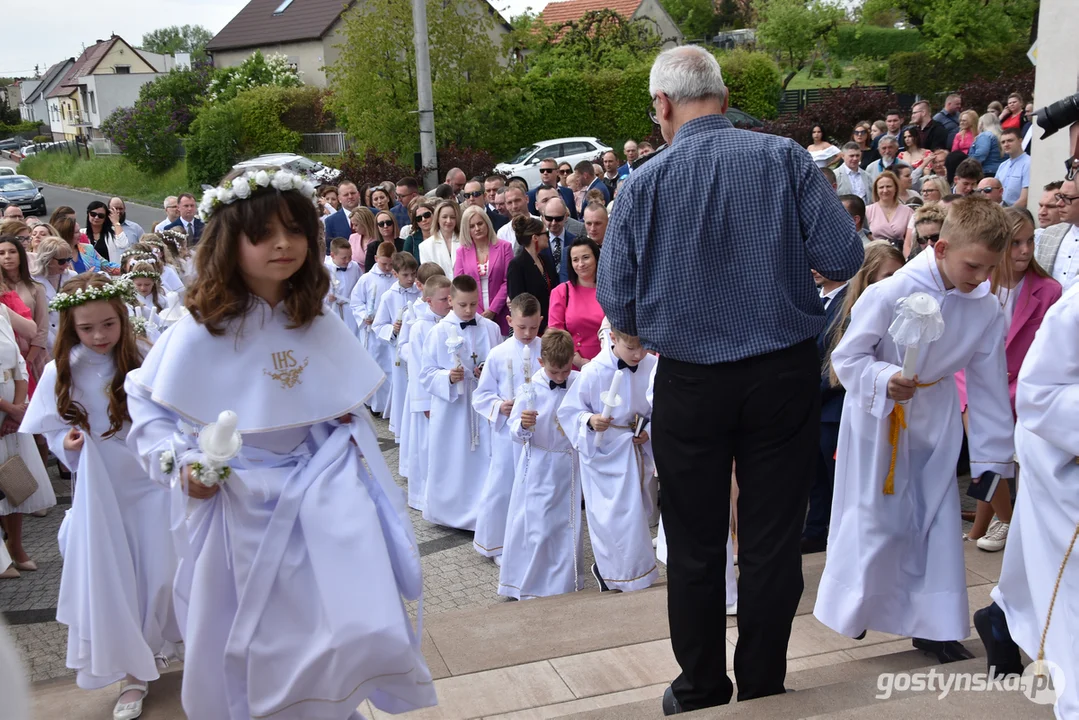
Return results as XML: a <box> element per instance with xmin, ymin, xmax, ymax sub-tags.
<box><xmin>412</xmin><ymin>0</ymin><xmax>438</xmax><ymax>190</ymax></box>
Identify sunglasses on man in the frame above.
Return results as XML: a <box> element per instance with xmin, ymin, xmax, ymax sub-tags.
<box><xmin>539</xmin><ymin>168</ymin><xmax>556</xmax><ymax>174</ymax></box>
<box><xmin>543</xmin><ymin>214</ymin><xmax>565</xmax><ymax>222</ymax></box>
<box><xmin>462</xmin><ymin>190</ymin><xmax>483</xmax><ymax>198</ymax></box>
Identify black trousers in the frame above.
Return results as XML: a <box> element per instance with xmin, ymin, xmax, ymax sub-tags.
<box><xmin>653</xmin><ymin>339</ymin><xmax>819</xmax><ymax>709</ymax></box>
<box><xmin>804</xmin><ymin>420</ymin><xmax>840</xmax><ymax>541</ymax></box>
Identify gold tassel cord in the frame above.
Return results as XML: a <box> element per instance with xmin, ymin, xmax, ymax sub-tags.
<box><xmin>1036</xmin><ymin>521</ymin><xmax>1079</xmax><ymax>677</ymax></box>
<box><xmin>883</xmin><ymin>379</ymin><xmax>940</xmax><ymax>495</ymax></box>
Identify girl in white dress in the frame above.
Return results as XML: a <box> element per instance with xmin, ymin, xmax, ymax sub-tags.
<box><xmin>20</xmin><ymin>274</ymin><xmax>177</xmax><ymax>720</ymax></box>
<box><xmin>124</xmin><ymin>167</ymin><xmax>435</xmax><ymax>720</ymax></box>
<box><xmin>0</xmin><ymin>306</ymin><xmax>55</xmax><ymax>575</ymax></box>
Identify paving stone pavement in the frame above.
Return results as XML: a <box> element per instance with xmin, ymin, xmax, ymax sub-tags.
<box><xmin>2</xmin><ymin>416</ymin><xmax>653</xmax><ymax>683</ymax></box>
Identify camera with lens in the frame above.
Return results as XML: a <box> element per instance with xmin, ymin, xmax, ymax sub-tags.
<box><xmin>1034</xmin><ymin>92</ymin><xmax>1079</xmax><ymax>139</ymax></box>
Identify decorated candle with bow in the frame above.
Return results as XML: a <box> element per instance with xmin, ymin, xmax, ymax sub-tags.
<box><xmin>522</xmin><ymin>345</ymin><xmax>534</xmax><ymax>411</ymax></box>
<box><xmin>445</xmin><ymin>323</ymin><xmax>464</xmax><ymax>369</ymax></box>
<box><xmin>888</xmin><ymin>293</ymin><xmax>945</xmax><ymax>379</ymax></box>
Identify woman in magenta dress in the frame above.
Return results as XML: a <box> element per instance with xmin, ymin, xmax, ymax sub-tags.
<box><xmin>548</xmin><ymin>238</ymin><xmax>604</xmax><ymax>368</ymax></box>
<box><xmin>453</xmin><ymin>205</ymin><xmax>514</xmax><ymax>335</ymax></box>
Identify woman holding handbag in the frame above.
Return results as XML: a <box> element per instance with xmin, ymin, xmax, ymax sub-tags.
<box><xmin>0</xmin><ymin>301</ymin><xmax>54</xmax><ymax>578</ymax></box>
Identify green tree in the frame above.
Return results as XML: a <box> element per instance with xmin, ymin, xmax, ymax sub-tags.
<box><xmin>524</xmin><ymin>10</ymin><xmax>665</xmax><ymax>75</ymax></box>
<box><xmin>140</xmin><ymin>24</ymin><xmax>214</xmax><ymax>59</ymax></box>
<box><xmin>659</xmin><ymin>0</ymin><xmax>719</xmax><ymax>39</ymax></box>
<box><xmin>856</xmin><ymin>0</ymin><xmax>1036</xmax><ymax>51</ymax></box>
<box><xmin>326</xmin><ymin>0</ymin><xmax>505</xmax><ymax>156</ymax></box>
<box><xmin>755</xmin><ymin>0</ymin><xmax>845</xmax><ymax>88</ymax></box>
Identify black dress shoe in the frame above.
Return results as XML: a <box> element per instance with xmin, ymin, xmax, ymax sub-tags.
<box><xmin>591</xmin><ymin>563</ymin><xmax>609</xmax><ymax>592</ymax></box>
<box><xmin>854</xmin><ymin>630</ymin><xmax>867</xmax><ymax>640</ymax></box>
<box><xmin>661</xmin><ymin>685</ymin><xmax>683</xmax><ymax>715</ymax></box>
<box><xmin>800</xmin><ymin>536</ymin><xmax>827</xmax><ymax>554</ymax></box>
<box><xmin>912</xmin><ymin>638</ymin><xmax>975</xmax><ymax>663</ymax></box>
<box><xmin>974</xmin><ymin>606</ymin><xmax>1024</xmax><ymax>677</ymax></box>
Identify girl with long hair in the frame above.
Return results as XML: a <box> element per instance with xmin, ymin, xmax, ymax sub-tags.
<box><xmin>0</xmin><ymin>236</ymin><xmax>47</xmax><ymax>390</ymax></box>
<box><xmin>20</xmin><ymin>273</ymin><xmax>177</xmax><ymax>719</ymax></box>
<box><xmin>123</xmin><ymin>167</ymin><xmax>435</xmax><ymax>720</ymax></box>
<box><xmin>959</xmin><ymin>207</ymin><xmax>1062</xmax><ymax>550</ymax></box>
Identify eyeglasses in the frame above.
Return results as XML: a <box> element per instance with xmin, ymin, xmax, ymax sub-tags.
<box><xmin>462</xmin><ymin>190</ymin><xmax>483</xmax><ymax>198</ymax></box>
<box><xmin>1056</xmin><ymin>192</ymin><xmax>1079</xmax><ymax>206</ymax></box>
<box><xmin>1065</xmin><ymin>158</ymin><xmax>1078</xmax><ymax>182</ymax></box>
<box><xmin>377</xmin><ymin>220</ymin><xmax>395</xmax><ymax>228</ymax></box>
<box><xmin>978</xmin><ymin>187</ymin><xmax>998</xmax><ymax>194</ymax></box>
<box><xmin>415</xmin><ymin>212</ymin><xmax>433</xmax><ymax>221</ymax></box>
<box><xmin>558</xmin><ymin>169</ymin><xmax>570</xmax><ymax>175</ymax></box>
<box><xmin>165</xmin><ymin>205</ymin><xmax>178</xmax><ymax>211</ymax></box>
<box><xmin>55</xmin><ymin>257</ymin><xmax>72</xmax><ymax>264</ymax></box>
<box><xmin>648</xmin><ymin>94</ymin><xmax>661</xmax><ymax>125</ymax></box>
<box><xmin>89</xmin><ymin>212</ymin><xmax>106</xmax><ymax>219</ymax></box>
<box><xmin>917</xmin><ymin>233</ymin><xmax>940</xmax><ymax>245</ymax></box>
<box><xmin>16</xmin><ymin>235</ymin><xmax>30</xmax><ymax>242</ymax></box>
<box><xmin>543</xmin><ymin>214</ymin><xmax>565</xmax><ymax>222</ymax></box>
<box><xmin>853</xmin><ymin>129</ymin><xmax>867</xmax><ymax>136</ymax></box>
<box><xmin>539</xmin><ymin>168</ymin><xmax>556</xmax><ymax>174</ymax></box>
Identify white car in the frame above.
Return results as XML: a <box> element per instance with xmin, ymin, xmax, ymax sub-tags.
<box><xmin>495</xmin><ymin>137</ymin><xmax>612</xmax><ymax>190</ymax></box>
<box><xmin>232</xmin><ymin>153</ymin><xmax>342</xmax><ymax>185</ymax></box>
<box><xmin>0</xmin><ymin>167</ymin><xmax>14</xmax><ymax>177</ymax></box>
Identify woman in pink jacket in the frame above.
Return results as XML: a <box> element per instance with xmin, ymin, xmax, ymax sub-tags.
<box><xmin>453</xmin><ymin>205</ymin><xmax>514</xmax><ymax>335</ymax></box>
<box><xmin>958</xmin><ymin>207</ymin><xmax>1062</xmax><ymax>551</ymax></box>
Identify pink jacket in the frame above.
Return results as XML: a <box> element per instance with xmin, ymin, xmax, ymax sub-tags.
<box><xmin>957</xmin><ymin>272</ymin><xmax>1063</xmax><ymax>415</ymax></box>
<box><xmin>453</xmin><ymin>239</ymin><xmax>514</xmax><ymax>335</ymax></box>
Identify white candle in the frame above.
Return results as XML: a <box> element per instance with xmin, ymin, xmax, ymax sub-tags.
<box><xmin>522</xmin><ymin>345</ymin><xmax>532</xmax><ymax>375</ymax></box>
<box><xmin>595</xmin><ymin>369</ymin><xmax>624</xmax><ymax>447</ymax></box>
<box><xmin>901</xmin><ymin>346</ymin><xmax>919</xmax><ymax>379</ymax></box>
<box><xmin>200</xmin><ymin>410</ymin><xmax>241</xmax><ymax>463</ymax></box>
<box><xmin>396</xmin><ymin>304</ymin><xmax>406</xmax><ymax>322</ymax></box>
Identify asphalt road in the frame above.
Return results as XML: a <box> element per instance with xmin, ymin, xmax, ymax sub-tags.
<box><xmin>0</xmin><ymin>158</ymin><xmax>164</xmax><ymax>233</ymax></box>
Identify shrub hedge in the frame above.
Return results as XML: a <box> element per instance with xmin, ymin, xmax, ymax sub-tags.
<box><xmin>888</xmin><ymin>43</ymin><xmax>1029</xmax><ymax>97</ymax></box>
<box><xmin>830</xmin><ymin>25</ymin><xmax>923</xmax><ymax>61</ymax></box>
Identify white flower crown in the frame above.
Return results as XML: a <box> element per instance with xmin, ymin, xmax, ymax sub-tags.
<box><xmin>121</xmin><ymin>250</ymin><xmax>158</xmax><ymax>266</ymax></box>
<box><xmin>124</xmin><ymin>269</ymin><xmax>160</xmax><ymax>281</ymax></box>
<box><xmin>199</xmin><ymin>168</ymin><xmax>318</xmax><ymax>222</ymax></box>
<box><xmin>48</xmin><ymin>278</ymin><xmax>137</xmax><ymax>312</ymax></box>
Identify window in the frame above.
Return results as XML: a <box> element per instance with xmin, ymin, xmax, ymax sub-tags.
<box><xmin>273</xmin><ymin>0</ymin><xmax>295</xmax><ymax>15</ymax></box>
<box><xmin>562</xmin><ymin>142</ymin><xmax>592</xmax><ymax>156</ymax></box>
<box><xmin>114</xmin><ymin>65</ymin><xmax>130</xmax><ymax>74</ymax></box>
<box><xmin>89</xmin><ymin>91</ymin><xmax>96</xmax><ymax>114</ymax></box>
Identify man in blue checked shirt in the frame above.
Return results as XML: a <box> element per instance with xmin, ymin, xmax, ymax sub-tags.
<box><xmin>597</xmin><ymin>46</ymin><xmax>864</xmax><ymax>716</ymax></box>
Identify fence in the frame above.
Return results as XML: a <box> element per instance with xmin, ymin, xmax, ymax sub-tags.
<box><xmin>88</xmin><ymin>137</ymin><xmax>186</xmax><ymax>158</ymax></box>
<box><xmin>302</xmin><ymin>132</ymin><xmax>350</xmax><ymax>156</ymax></box>
<box><xmin>777</xmin><ymin>86</ymin><xmax>919</xmax><ymax>116</ymax></box>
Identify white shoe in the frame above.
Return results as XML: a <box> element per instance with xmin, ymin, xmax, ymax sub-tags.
<box><xmin>114</xmin><ymin>683</ymin><xmax>147</xmax><ymax>720</ymax></box>
<box><xmin>493</xmin><ymin>555</ymin><xmax>502</xmax><ymax>567</ymax></box>
<box><xmin>726</xmin><ymin>602</ymin><xmax>737</xmax><ymax>616</ymax></box>
<box><xmin>977</xmin><ymin>521</ymin><xmax>1009</xmax><ymax>552</ymax></box>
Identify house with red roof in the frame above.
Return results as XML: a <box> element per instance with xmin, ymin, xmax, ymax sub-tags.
<box><xmin>45</xmin><ymin>35</ymin><xmax>166</xmax><ymax>141</ymax></box>
<box><xmin>539</xmin><ymin>0</ymin><xmax>683</xmax><ymax>48</ymax></box>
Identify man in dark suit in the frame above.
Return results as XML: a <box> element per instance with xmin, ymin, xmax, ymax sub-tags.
<box><xmin>802</xmin><ymin>270</ymin><xmax>848</xmax><ymax>554</ymax></box>
<box><xmin>462</xmin><ymin>179</ymin><xmax>507</xmax><ymax>231</ymax></box>
<box><xmin>527</xmin><ymin>158</ymin><xmax>578</xmax><ymax>219</ymax></box>
<box><xmin>163</xmin><ymin>193</ymin><xmax>204</xmax><ymax>245</ymax></box>
<box><xmin>574</xmin><ymin>159</ymin><xmax>611</xmax><ymax>205</ymax></box>
<box><xmin>542</xmin><ymin>198</ymin><xmax>574</xmax><ymax>284</ymax></box>
<box><xmin>323</xmin><ymin>180</ymin><xmax>363</xmax><ymax>247</ymax></box>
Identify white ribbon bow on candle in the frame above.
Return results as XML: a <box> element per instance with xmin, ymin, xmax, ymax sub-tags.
<box><xmin>888</xmin><ymin>292</ymin><xmax>945</xmax><ymax>379</ymax></box>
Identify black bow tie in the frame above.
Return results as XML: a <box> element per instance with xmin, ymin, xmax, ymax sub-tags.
<box><xmin>459</xmin><ymin>319</ymin><xmax>477</xmax><ymax>328</ymax></box>
<box><xmin>617</xmin><ymin>359</ymin><xmax>638</xmax><ymax>373</ymax></box>
<box><xmin>549</xmin><ymin>380</ymin><xmax>567</xmax><ymax>390</ymax></box>
<box><xmin>335</xmin><ymin>266</ymin><xmax>349</xmax><ymax>271</ymax></box>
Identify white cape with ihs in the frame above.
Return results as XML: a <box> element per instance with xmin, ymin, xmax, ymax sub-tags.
<box><xmin>126</xmin><ymin>303</ymin><xmax>435</xmax><ymax>720</ymax></box>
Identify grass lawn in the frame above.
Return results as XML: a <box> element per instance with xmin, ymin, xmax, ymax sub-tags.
<box><xmin>785</xmin><ymin>63</ymin><xmax>883</xmax><ymax>90</ymax></box>
<box><xmin>17</xmin><ymin>151</ymin><xmax>194</xmax><ymax>208</ymax></box>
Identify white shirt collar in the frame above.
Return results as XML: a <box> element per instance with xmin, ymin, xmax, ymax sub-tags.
<box><xmin>820</xmin><ymin>283</ymin><xmax>848</xmax><ymax>302</ymax></box>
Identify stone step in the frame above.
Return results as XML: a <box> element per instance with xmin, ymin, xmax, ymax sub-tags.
<box><xmin>559</xmin><ymin>658</ymin><xmax>1054</xmax><ymax>720</ymax></box>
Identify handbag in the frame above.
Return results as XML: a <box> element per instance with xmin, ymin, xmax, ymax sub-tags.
<box><xmin>0</xmin><ymin>447</ymin><xmax>38</xmax><ymax>509</ymax></box>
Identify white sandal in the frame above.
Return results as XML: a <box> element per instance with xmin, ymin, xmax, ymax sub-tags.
<box><xmin>113</xmin><ymin>682</ymin><xmax>148</xmax><ymax>720</ymax></box>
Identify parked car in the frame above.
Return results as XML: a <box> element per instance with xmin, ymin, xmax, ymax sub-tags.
<box><xmin>0</xmin><ymin>138</ymin><xmax>21</xmax><ymax>152</ymax></box>
<box><xmin>0</xmin><ymin>167</ymin><xmax>15</xmax><ymax>177</ymax></box>
<box><xmin>495</xmin><ymin>137</ymin><xmax>613</xmax><ymax>190</ymax></box>
<box><xmin>0</xmin><ymin>175</ymin><xmax>46</xmax><ymax>216</ymax></box>
<box><xmin>232</xmin><ymin>153</ymin><xmax>342</xmax><ymax>185</ymax></box>
<box><xmin>727</xmin><ymin>107</ymin><xmax>764</xmax><ymax>129</ymax></box>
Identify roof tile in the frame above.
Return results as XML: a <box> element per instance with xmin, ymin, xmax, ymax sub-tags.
<box><xmin>539</xmin><ymin>0</ymin><xmax>643</xmax><ymax>27</ymax></box>
<box><xmin>206</xmin><ymin>0</ymin><xmax>356</xmax><ymax>53</ymax></box>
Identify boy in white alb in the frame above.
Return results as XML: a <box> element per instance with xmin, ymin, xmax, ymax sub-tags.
<box><xmin>815</xmin><ymin>197</ymin><xmax>1016</xmax><ymax>662</ymax></box>
<box><xmin>324</xmin><ymin>237</ymin><xmax>360</xmax><ymax>336</ymax></box>
<box><xmin>977</xmin><ymin>283</ymin><xmax>1079</xmax><ymax>719</ymax></box>
<box><xmin>499</xmin><ymin>329</ymin><xmax>582</xmax><ymax>599</ymax></box>
<box><xmin>420</xmin><ymin>274</ymin><xmax>501</xmax><ymax>530</ymax></box>
<box><xmin>373</xmin><ymin>251</ymin><xmax>420</xmax><ymax>440</ymax></box>
<box><xmin>558</xmin><ymin>329</ymin><xmax>659</xmax><ymax>592</ymax></box>
<box><xmin>472</xmin><ymin>293</ymin><xmax>543</xmax><ymax>562</ymax></box>
<box><xmin>396</xmin><ymin>262</ymin><xmax>447</xmax><ymax>480</ymax></box>
<box><xmin>351</xmin><ymin>240</ymin><xmax>397</xmax><ymax>414</ymax></box>
<box><xmin>404</xmin><ymin>272</ymin><xmax>450</xmax><ymax>511</ymax></box>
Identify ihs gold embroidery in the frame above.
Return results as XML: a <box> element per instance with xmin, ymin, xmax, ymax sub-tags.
<box><xmin>264</xmin><ymin>350</ymin><xmax>309</xmax><ymax>389</ymax></box>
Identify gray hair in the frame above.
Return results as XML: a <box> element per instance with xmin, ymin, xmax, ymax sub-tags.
<box><xmin>649</xmin><ymin>46</ymin><xmax>727</xmax><ymax>105</ymax></box>
<box><xmin>878</xmin><ymin>135</ymin><xmax>898</xmax><ymax>149</ymax></box>
<box><xmin>163</xmin><ymin>195</ymin><xmax>177</xmax><ymax>209</ymax></box>
<box><xmin>842</xmin><ymin>142</ymin><xmax>862</xmax><ymax>153</ymax></box>
<box><xmin>31</xmin><ymin>237</ymin><xmax>69</xmax><ymax>276</ymax></box>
